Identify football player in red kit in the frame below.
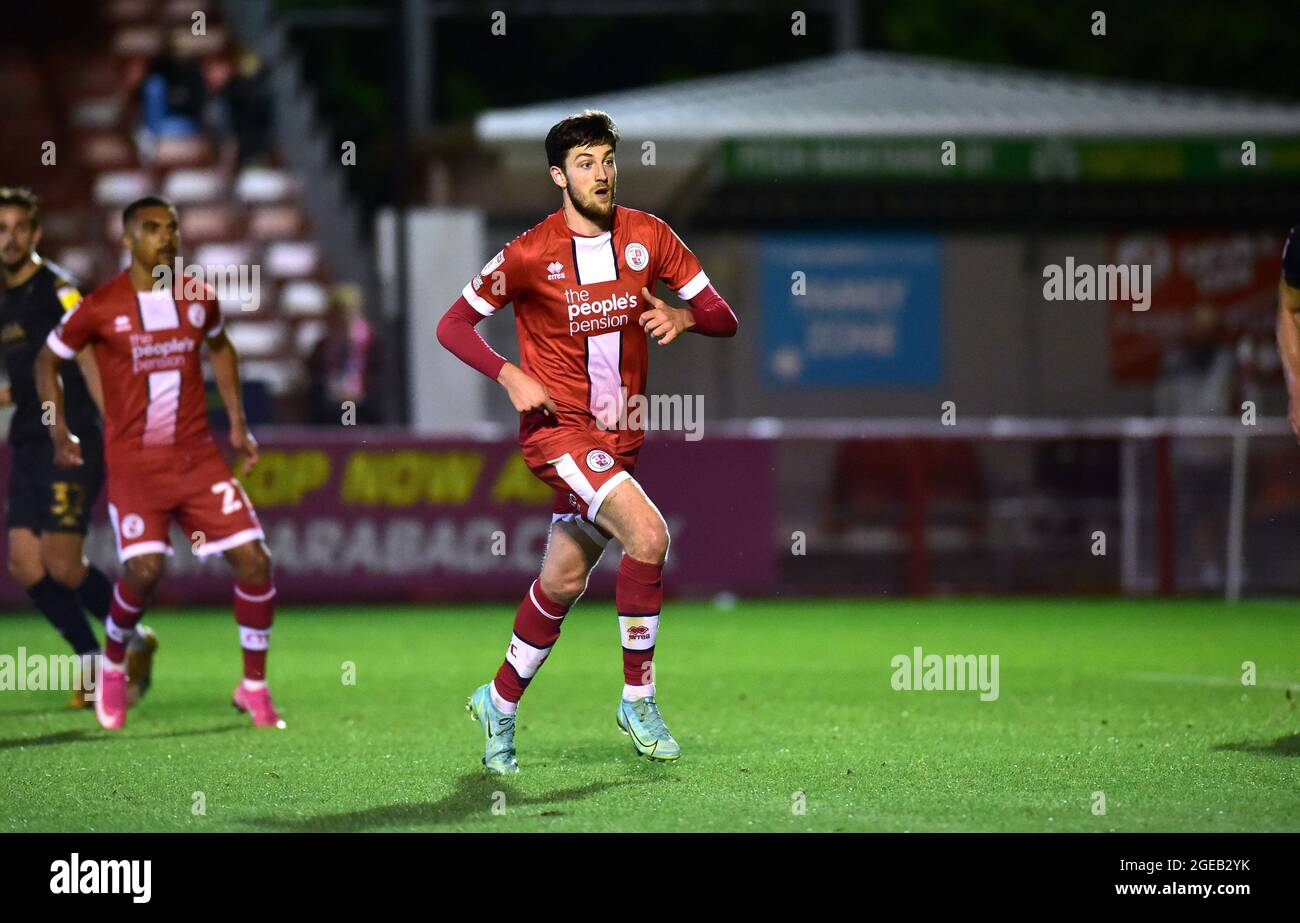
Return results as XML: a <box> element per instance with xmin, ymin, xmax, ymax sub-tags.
<box><xmin>35</xmin><ymin>196</ymin><xmax>282</xmax><ymax>730</ymax></box>
<box><xmin>437</xmin><ymin>110</ymin><xmax>738</xmax><ymax>772</ymax></box>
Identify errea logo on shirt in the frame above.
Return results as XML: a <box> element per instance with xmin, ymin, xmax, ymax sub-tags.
<box><xmin>546</xmin><ymin>261</ymin><xmax>566</xmax><ymax>281</ymax></box>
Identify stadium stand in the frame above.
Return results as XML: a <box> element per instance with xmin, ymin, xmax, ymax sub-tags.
<box><xmin>4</xmin><ymin>0</ymin><xmax>334</xmax><ymax>422</ymax></box>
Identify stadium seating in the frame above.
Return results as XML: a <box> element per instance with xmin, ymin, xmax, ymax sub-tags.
<box><xmin>16</xmin><ymin>0</ymin><xmax>341</xmax><ymax>420</ymax></box>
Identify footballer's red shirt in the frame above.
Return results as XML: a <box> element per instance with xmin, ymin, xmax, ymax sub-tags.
<box><xmin>461</xmin><ymin>205</ymin><xmax>708</xmax><ymax>458</ymax></box>
<box><xmin>47</xmin><ymin>270</ymin><xmax>225</xmax><ymax>470</ymax></box>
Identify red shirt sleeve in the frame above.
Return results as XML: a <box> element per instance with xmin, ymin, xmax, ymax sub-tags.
<box><xmin>459</xmin><ymin>239</ymin><xmax>528</xmax><ymax>317</ymax></box>
<box><xmin>687</xmin><ymin>283</ymin><xmax>738</xmax><ymax>337</ymax></box>
<box><xmin>654</xmin><ymin>215</ymin><xmax>709</xmax><ymax>301</ymax></box>
<box><xmin>437</xmin><ymin>295</ymin><xmax>508</xmax><ymax>380</ymax></box>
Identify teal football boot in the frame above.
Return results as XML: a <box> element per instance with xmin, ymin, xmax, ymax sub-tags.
<box><xmin>467</xmin><ymin>683</ymin><xmax>519</xmax><ymax>774</ymax></box>
<box><xmin>616</xmin><ymin>695</ymin><xmax>680</xmax><ymax>761</ymax></box>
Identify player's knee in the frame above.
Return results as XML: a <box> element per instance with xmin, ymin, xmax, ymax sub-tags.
<box><xmin>539</xmin><ymin>569</ymin><xmax>587</xmax><ymax>607</ymax></box>
<box><xmin>125</xmin><ymin>556</ymin><xmax>164</xmax><ymax>595</ymax></box>
<box><xmin>8</xmin><ymin>549</ymin><xmax>44</xmax><ymax>587</ymax></box>
<box><xmin>42</xmin><ymin>553</ymin><xmax>87</xmax><ymax>589</ymax></box>
<box><xmin>626</xmin><ymin>514</ymin><xmax>669</xmax><ymax>565</ymax></box>
<box><xmin>234</xmin><ymin>543</ymin><xmax>273</xmax><ymax>585</ymax></box>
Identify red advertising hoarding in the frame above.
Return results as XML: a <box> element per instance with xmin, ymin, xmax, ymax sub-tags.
<box><xmin>0</xmin><ymin>431</ymin><xmax>777</xmax><ymax>605</ymax></box>
<box><xmin>1108</xmin><ymin>231</ymin><xmax>1281</xmax><ymax>381</ymax></box>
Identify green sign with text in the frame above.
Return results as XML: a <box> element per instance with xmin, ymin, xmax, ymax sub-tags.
<box><xmin>721</xmin><ymin>137</ymin><xmax>1300</xmax><ymax>182</ymax></box>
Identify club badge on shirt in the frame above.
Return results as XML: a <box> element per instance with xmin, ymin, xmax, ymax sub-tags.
<box><xmin>586</xmin><ymin>449</ymin><xmax>615</xmax><ymax>473</ymax></box>
<box><xmin>624</xmin><ymin>242</ymin><xmax>649</xmax><ymax>272</ymax></box>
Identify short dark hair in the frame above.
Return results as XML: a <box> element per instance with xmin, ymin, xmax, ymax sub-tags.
<box><xmin>0</xmin><ymin>186</ymin><xmax>40</xmax><ymax>227</ymax></box>
<box><xmin>545</xmin><ymin>109</ymin><xmax>619</xmax><ymax>170</ymax></box>
<box><xmin>122</xmin><ymin>195</ymin><xmax>176</xmax><ymax>228</ymax></box>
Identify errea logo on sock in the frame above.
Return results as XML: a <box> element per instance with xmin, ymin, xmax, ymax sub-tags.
<box><xmin>50</xmin><ymin>853</ymin><xmax>151</xmax><ymax>903</ymax></box>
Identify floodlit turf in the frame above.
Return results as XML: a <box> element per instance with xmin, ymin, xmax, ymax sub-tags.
<box><xmin>0</xmin><ymin>598</ymin><xmax>1297</xmax><ymax>832</ymax></box>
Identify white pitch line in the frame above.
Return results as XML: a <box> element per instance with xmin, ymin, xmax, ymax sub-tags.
<box><xmin>1129</xmin><ymin>672</ymin><xmax>1299</xmax><ymax>691</ymax></box>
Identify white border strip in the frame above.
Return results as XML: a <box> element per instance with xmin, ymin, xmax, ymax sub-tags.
<box><xmin>587</xmin><ymin>470</ymin><xmax>631</xmax><ymax>524</ymax></box>
<box><xmin>112</xmin><ymin>586</ymin><xmax>143</xmax><ymax>614</ymax></box>
<box><xmin>550</xmin><ymin>512</ymin><xmax>610</xmax><ymax>548</ymax></box>
<box><xmin>195</xmin><ymin>527</ymin><xmax>266</xmax><ymax>558</ymax></box>
<box><xmin>548</xmin><ymin>453</ymin><xmax>595</xmax><ymax>505</ymax></box>
<box><xmin>675</xmin><ymin>270</ymin><xmax>709</xmax><ymax>301</ymax></box>
<box><xmin>119</xmin><ymin>541</ymin><xmax>174</xmax><ymax>562</ymax></box>
<box><xmin>462</xmin><ymin>283</ymin><xmax>497</xmax><ymax>317</ymax></box>
<box><xmin>45</xmin><ymin>330</ymin><xmax>76</xmax><ymax>360</ymax></box>
<box><xmin>527</xmin><ymin>579</ymin><xmax>564</xmax><ymax>620</ymax></box>
<box><xmin>235</xmin><ymin>584</ymin><xmax>277</xmax><ymax>603</ymax></box>
<box><xmin>708</xmin><ymin>416</ymin><xmax>1298</xmax><ymax>440</ymax></box>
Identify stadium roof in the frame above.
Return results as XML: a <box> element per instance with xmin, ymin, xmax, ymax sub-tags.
<box><xmin>476</xmin><ymin>50</ymin><xmax>1300</xmax><ymax>141</ymax></box>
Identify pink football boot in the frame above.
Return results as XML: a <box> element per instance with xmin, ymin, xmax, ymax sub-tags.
<box><xmin>94</xmin><ymin>667</ymin><xmax>128</xmax><ymax>730</ymax></box>
<box><xmin>232</xmin><ymin>682</ymin><xmax>285</xmax><ymax>729</ymax></box>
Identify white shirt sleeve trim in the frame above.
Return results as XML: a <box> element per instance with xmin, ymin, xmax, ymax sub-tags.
<box><xmin>462</xmin><ymin>282</ymin><xmax>497</xmax><ymax>317</ymax></box>
<box><xmin>675</xmin><ymin>270</ymin><xmax>710</xmax><ymax>302</ymax></box>
<box><xmin>46</xmin><ymin>329</ymin><xmax>77</xmax><ymax>360</ymax></box>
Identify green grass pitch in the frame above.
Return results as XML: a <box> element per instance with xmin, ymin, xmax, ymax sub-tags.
<box><xmin>0</xmin><ymin>598</ymin><xmax>1297</xmax><ymax>832</ymax></box>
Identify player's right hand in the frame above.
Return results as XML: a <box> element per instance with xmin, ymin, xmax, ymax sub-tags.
<box><xmin>52</xmin><ymin>428</ymin><xmax>83</xmax><ymax>468</ymax></box>
<box><xmin>1289</xmin><ymin>395</ymin><xmax>1300</xmax><ymax>440</ymax></box>
<box><xmin>498</xmin><ymin>363</ymin><xmax>557</xmax><ymax>416</ymax></box>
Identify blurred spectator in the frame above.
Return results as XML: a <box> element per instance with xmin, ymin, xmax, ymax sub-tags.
<box><xmin>308</xmin><ymin>283</ymin><xmax>378</xmax><ymax>424</ymax></box>
<box><xmin>221</xmin><ymin>50</ymin><xmax>275</xmax><ymax>168</ymax></box>
<box><xmin>1153</xmin><ymin>304</ymin><xmax>1238</xmax><ymax>589</ymax></box>
<box><xmin>139</xmin><ymin>31</ymin><xmax>207</xmax><ymax>147</ymax></box>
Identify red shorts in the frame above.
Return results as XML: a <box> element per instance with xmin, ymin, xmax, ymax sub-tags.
<box><xmin>106</xmin><ymin>446</ymin><xmax>264</xmax><ymax>563</ymax></box>
<box><xmin>521</xmin><ymin>430</ymin><xmax>638</xmax><ymax>547</ymax></box>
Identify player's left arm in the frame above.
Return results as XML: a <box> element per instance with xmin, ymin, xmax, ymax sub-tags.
<box><xmin>74</xmin><ymin>349</ymin><xmax>105</xmax><ymax>416</ymax></box>
<box><xmin>639</xmin><ymin>218</ymin><xmax>738</xmax><ymax>346</ymax></box>
<box><xmin>206</xmin><ymin>327</ymin><xmax>259</xmax><ymax>476</ymax></box>
<box><xmin>38</xmin><ymin>287</ymin><xmax>102</xmax><ymax>467</ymax></box>
<box><xmin>49</xmin><ymin>279</ymin><xmax>105</xmax><ymax>415</ymax></box>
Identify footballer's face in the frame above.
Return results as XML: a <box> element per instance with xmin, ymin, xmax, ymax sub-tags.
<box><xmin>558</xmin><ymin>143</ymin><xmax>616</xmax><ymax>222</ymax></box>
<box><xmin>123</xmin><ymin>206</ymin><xmax>180</xmax><ymax>272</ymax></box>
<box><xmin>0</xmin><ymin>205</ymin><xmax>41</xmax><ymax>273</ymax></box>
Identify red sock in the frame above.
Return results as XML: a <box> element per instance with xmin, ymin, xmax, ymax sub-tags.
<box><xmin>617</xmin><ymin>555</ymin><xmax>663</xmax><ymax>688</ymax></box>
<box><xmin>234</xmin><ymin>581</ymin><xmax>275</xmax><ymax>681</ymax></box>
<box><xmin>492</xmin><ymin>579</ymin><xmax>570</xmax><ymax>703</ymax></box>
<box><xmin>105</xmin><ymin>580</ymin><xmax>146</xmax><ymax>665</ymax></box>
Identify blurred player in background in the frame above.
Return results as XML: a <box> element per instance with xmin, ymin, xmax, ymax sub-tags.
<box><xmin>0</xmin><ymin>186</ymin><xmax>157</xmax><ymax>707</ymax></box>
<box><xmin>438</xmin><ymin>110</ymin><xmax>738</xmax><ymax>773</ymax></box>
<box><xmin>35</xmin><ymin>196</ymin><xmax>281</xmax><ymax>730</ymax></box>
<box><xmin>1276</xmin><ymin>224</ymin><xmax>1300</xmax><ymax>437</ymax></box>
<box><xmin>307</xmin><ymin>282</ymin><xmax>378</xmax><ymax>424</ymax></box>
